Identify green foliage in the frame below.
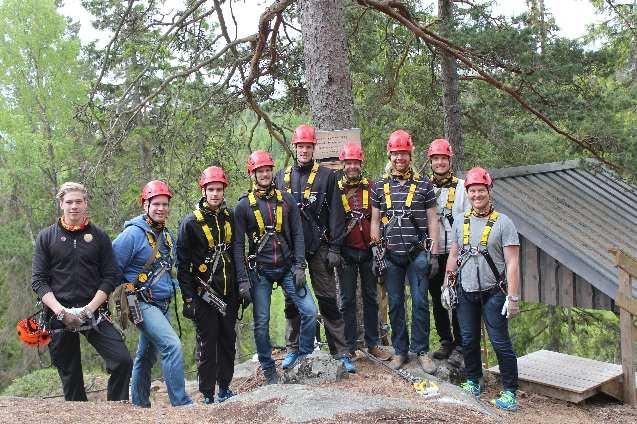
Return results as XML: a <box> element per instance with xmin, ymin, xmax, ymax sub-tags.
<box><xmin>1</xmin><ymin>368</ymin><xmax>62</xmax><ymax>397</ymax></box>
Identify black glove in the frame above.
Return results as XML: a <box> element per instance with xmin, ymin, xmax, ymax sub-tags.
<box><xmin>293</xmin><ymin>268</ymin><xmax>306</xmax><ymax>290</ymax></box>
<box><xmin>326</xmin><ymin>250</ymin><xmax>343</xmax><ymax>270</ymax></box>
<box><xmin>428</xmin><ymin>254</ymin><xmax>440</xmax><ymax>279</ymax></box>
<box><xmin>239</xmin><ymin>279</ymin><xmax>252</xmax><ymax>305</ymax></box>
<box><xmin>182</xmin><ymin>299</ymin><xmax>195</xmax><ymax>320</ymax></box>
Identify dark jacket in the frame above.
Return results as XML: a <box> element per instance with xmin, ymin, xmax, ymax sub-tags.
<box><xmin>32</xmin><ymin>220</ymin><xmax>121</xmax><ymax>306</ymax></box>
<box><xmin>274</xmin><ymin>162</ymin><xmax>345</xmax><ymax>256</ymax></box>
<box><xmin>177</xmin><ymin>200</ymin><xmax>237</xmax><ymax>301</ymax></box>
<box><xmin>233</xmin><ymin>189</ymin><xmax>305</xmax><ymax>282</ymax></box>
<box><xmin>334</xmin><ymin>172</ymin><xmax>373</xmax><ymax>251</ymax></box>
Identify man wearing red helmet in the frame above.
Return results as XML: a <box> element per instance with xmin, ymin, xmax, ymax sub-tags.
<box><xmin>176</xmin><ymin>166</ymin><xmax>238</xmax><ymax>403</ymax></box>
<box><xmin>336</xmin><ymin>141</ymin><xmax>392</xmax><ymax>361</ymax></box>
<box><xmin>275</xmin><ymin>124</ymin><xmax>354</xmax><ymax>373</ymax></box>
<box><xmin>112</xmin><ymin>180</ymin><xmax>192</xmax><ymax>407</ymax></box>
<box><xmin>234</xmin><ymin>150</ymin><xmax>317</xmax><ymax>384</ymax></box>
<box><xmin>370</xmin><ymin>130</ymin><xmax>440</xmax><ymax>372</ymax></box>
<box><xmin>426</xmin><ymin>139</ymin><xmax>470</xmax><ymax>363</ymax></box>
<box><xmin>31</xmin><ymin>182</ymin><xmax>131</xmax><ymax>402</ymax></box>
<box><xmin>445</xmin><ymin>167</ymin><xmax>520</xmax><ymax>411</ymax></box>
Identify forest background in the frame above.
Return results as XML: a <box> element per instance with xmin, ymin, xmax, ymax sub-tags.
<box><xmin>0</xmin><ymin>0</ymin><xmax>635</xmax><ymax>393</ymax></box>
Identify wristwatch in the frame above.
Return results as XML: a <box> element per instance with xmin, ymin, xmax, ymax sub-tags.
<box><xmin>56</xmin><ymin>309</ymin><xmax>66</xmax><ymax>321</ymax></box>
<box><xmin>507</xmin><ymin>295</ymin><xmax>520</xmax><ymax>302</ymax></box>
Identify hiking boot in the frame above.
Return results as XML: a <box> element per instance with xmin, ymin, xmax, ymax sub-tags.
<box><xmin>417</xmin><ymin>352</ymin><xmax>437</xmax><ymax>374</ymax></box>
<box><xmin>216</xmin><ymin>387</ymin><xmax>235</xmax><ymax>403</ymax></box>
<box><xmin>460</xmin><ymin>379</ymin><xmax>481</xmax><ymax>397</ymax></box>
<box><xmin>432</xmin><ymin>342</ymin><xmax>454</xmax><ymax>360</ymax></box>
<box><xmin>282</xmin><ymin>351</ymin><xmax>299</xmax><ymax>369</ymax></box>
<box><xmin>492</xmin><ymin>390</ymin><xmax>518</xmax><ymax>411</ymax></box>
<box><xmin>389</xmin><ymin>354</ymin><xmax>408</xmax><ymax>370</ymax></box>
<box><xmin>341</xmin><ymin>355</ymin><xmax>357</xmax><ymax>373</ymax></box>
<box><xmin>447</xmin><ymin>347</ymin><xmax>464</xmax><ymax>368</ymax></box>
<box><xmin>368</xmin><ymin>346</ymin><xmax>392</xmax><ymax>361</ymax></box>
<box><xmin>263</xmin><ymin>367</ymin><xmax>279</xmax><ymax>385</ymax></box>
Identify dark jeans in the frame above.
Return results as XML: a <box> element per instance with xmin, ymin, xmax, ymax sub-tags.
<box><xmin>384</xmin><ymin>249</ymin><xmax>430</xmax><ymax>356</ymax></box>
<box><xmin>49</xmin><ymin>319</ymin><xmax>132</xmax><ymax>401</ymax></box>
<box><xmin>285</xmin><ymin>244</ymin><xmax>348</xmax><ymax>356</ymax></box>
<box><xmin>428</xmin><ymin>253</ymin><xmax>461</xmax><ymax>346</ymax></box>
<box><xmin>253</xmin><ymin>265</ymin><xmax>317</xmax><ymax>370</ymax></box>
<box><xmin>340</xmin><ymin>246</ymin><xmax>380</xmax><ymax>351</ymax></box>
<box><xmin>456</xmin><ymin>287</ymin><xmax>518</xmax><ymax>391</ymax></box>
<box><xmin>193</xmin><ymin>295</ymin><xmax>238</xmax><ymax>397</ymax></box>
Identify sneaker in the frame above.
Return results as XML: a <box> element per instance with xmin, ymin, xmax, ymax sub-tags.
<box><xmin>447</xmin><ymin>347</ymin><xmax>464</xmax><ymax>368</ymax></box>
<box><xmin>368</xmin><ymin>346</ymin><xmax>392</xmax><ymax>361</ymax></box>
<box><xmin>389</xmin><ymin>354</ymin><xmax>408</xmax><ymax>370</ymax></box>
<box><xmin>282</xmin><ymin>351</ymin><xmax>299</xmax><ymax>369</ymax></box>
<box><xmin>201</xmin><ymin>396</ymin><xmax>214</xmax><ymax>405</ymax></box>
<box><xmin>492</xmin><ymin>390</ymin><xmax>518</xmax><ymax>411</ymax></box>
<box><xmin>432</xmin><ymin>342</ymin><xmax>453</xmax><ymax>360</ymax></box>
<box><xmin>263</xmin><ymin>367</ymin><xmax>279</xmax><ymax>385</ymax></box>
<box><xmin>460</xmin><ymin>379</ymin><xmax>481</xmax><ymax>397</ymax></box>
<box><xmin>417</xmin><ymin>352</ymin><xmax>437</xmax><ymax>374</ymax></box>
<box><xmin>216</xmin><ymin>387</ymin><xmax>235</xmax><ymax>402</ymax></box>
<box><xmin>341</xmin><ymin>355</ymin><xmax>357</xmax><ymax>373</ymax></box>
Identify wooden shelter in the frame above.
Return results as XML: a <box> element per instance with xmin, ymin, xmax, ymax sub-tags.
<box><xmin>487</xmin><ymin>160</ymin><xmax>637</xmax><ymax>405</ymax></box>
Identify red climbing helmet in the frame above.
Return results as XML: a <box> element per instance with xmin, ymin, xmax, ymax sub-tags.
<box><xmin>464</xmin><ymin>167</ymin><xmax>493</xmax><ymax>189</ymax></box>
<box><xmin>339</xmin><ymin>142</ymin><xmax>364</xmax><ymax>162</ymax></box>
<box><xmin>199</xmin><ymin>166</ymin><xmax>228</xmax><ymax>188</ymax></box>
<box><xmin>427</xmin><ymin>138</ymin><xmax>454</xmax><ymax>158</ymax></box>
<box><xmin>386</xmin><ymin>130</ymin><xmax>414</xmax><ymax>154</ymax></box>
<box><xmin>16</xmin><ymin>318</ymin><xmax>51</xmax><ymax>348</ymax></box>
<box><xmin>140</xmin><ymin>180</ymin><xmax>173</xmax><ymax>205</ymax></box>
<box><xmin>246</xmin><ymin>150</ymin><xmax>275</xmax><ymax>175</ymax></box>
<box><xmin>292</xmin><ymin>124</ymin><xmax>317</xmax><ymax>145</ymax></box>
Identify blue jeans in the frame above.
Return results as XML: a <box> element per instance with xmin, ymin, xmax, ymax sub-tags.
<box><xmin>340</xmin><ymin>246</ymin><xmax>380</xmax><ymax>351</ymax></box>
<box><xmin>456</xmin><ymin>288</ymin><xmax>518</xmax><ymax>392</ymax></box>
<box><xmin>384</xmin><ymin>250</ymin><xmax>430</xmax><ymax>355</ymax></box>
<box><xmin>131</xmin><ymin>300</ymin><xmax>192</xmax><ymax>407</ymax></box>
<box><xmin>251</xmin><ymin>266</ymin><xmax>317</xmax><ymax>370</ymax></box>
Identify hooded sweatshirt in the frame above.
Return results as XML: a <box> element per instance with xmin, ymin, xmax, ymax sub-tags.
<box><xmin>112</xmin><ymin>214</ymin><xmax>177</xmax><ymax>301</ymax></box>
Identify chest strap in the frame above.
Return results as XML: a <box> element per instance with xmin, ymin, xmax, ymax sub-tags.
<box><xmin>193</xmin><ymin>208</ymin><xmax>232</xmax><ymax>248</ymax></box>
<box><xmin>137</xmin><ymin>230</ymin><xmax>173</xmax><ymax>285</ymax></box>
<box><xmin>462</xmin><ymin>210</ymin><xmax>499</xmax><ymax>248</ymax></box>
<box><xmin>248</xmin><ymin>190</ymin><xmax>283</xmax><ymax>235</ymax></box>
<box><xmin>284</xmin><ymin>162</ymin><xmax>320</xmax><ymax>202</ymax></box>
<box><xmin>338</xmin><ymin>177</ymin><xmax>369</xmax><ymax>214</ymax></box>
<box><xmin>445</xmin><ymin>176</ymin><xmax>458</xmax><ymax>210</ymax></box>
<box><xmin>380</xmin><ymin>173</ymin><xmax>419</xmax><ymax>226</ymax></box>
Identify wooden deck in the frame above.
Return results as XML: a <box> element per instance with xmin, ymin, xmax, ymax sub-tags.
<box><xmin>488</xmin><ymin>350</ymin><xmax>634</xmax><ymax>403</ymax></box>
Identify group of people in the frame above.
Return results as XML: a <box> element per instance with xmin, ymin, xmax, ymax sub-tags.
<box><xmin>27</xmin><ymin>124</ymin><xmax>521</xmax><ymax>412</ymax></box>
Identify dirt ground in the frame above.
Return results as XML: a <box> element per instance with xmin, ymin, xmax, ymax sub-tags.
<box><xmin>1</xmin><ymin>351</ymin><xmax>635</xmax><ymax>424</ymax></box>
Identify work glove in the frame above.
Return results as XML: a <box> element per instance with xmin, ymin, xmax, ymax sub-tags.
<box><xmin>428</xmin><ymin>254</ymin><xmax>440</xmax><ymax>279</ymax></box>
<box><xmin>501</xmin><ymin>296</ymin><xmax>520</xmax><ymax>319</ymax></box>
<box><xmin>77</xmin><ymin>305</ymin><xmax>96</xmax><ymax>322</ymax></box>
<box><xmin>57</xmin><ymin>308</ymin><xmax>84</xmax><ymax>329</ymax></box>
<box><xmin>238</xmin><ymin>278</ymin><xmax>252</xmax><ymax>306</ymax></box>
<box><xmin>182</xmin><ymin>299</ymin><xmax>195</xmax><ymax>320</ymax></box>
<box><xmin>326</xmin><ymin>250</ymin><xmax>343</xmax><ymax>270</ymax></box>
<box><xmin>293</xmin><ymin>268</ymin><xmax>307</xmax><ymax>290</ymax></box>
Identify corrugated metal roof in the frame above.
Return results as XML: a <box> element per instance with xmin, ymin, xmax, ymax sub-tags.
<box><xmin>490</xmin><ymin>159</ymin><xmax>637</xmax><ymax>300</ymax></box>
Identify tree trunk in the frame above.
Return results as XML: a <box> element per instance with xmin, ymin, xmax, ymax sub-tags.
<box><xmin>299</xmin><ymin>0</ymin><xmax>355</xmax><ymax>130</ymax></box>
<box><xmin>438</xmin><ymin>0</ymin><xmax>464</xmax><ymax>172</ymax></box>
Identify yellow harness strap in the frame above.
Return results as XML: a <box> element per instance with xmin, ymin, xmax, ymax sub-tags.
<box><xmin>284</xmin><ymin>162</ymin><xmax>320</xmax><ymax>202</ymax></box>
<box><xmin>193</xmin><ymin>209</ymin><xmax>232</xmax><ymax>247</ymax></box>
<box><xmin>462</xmin><ymin>210</ymin><xmax>499</xmax><ymax>247</ymax></box>
<box><xmin>338</xmin><ymin>177</ymin><xmax>369</xmax><ymax>214</ymax></box>
<box><xmin>445</xmin><ymin>176</ymin><xmax>458</xmax><ymax>210</ymax></box>
<box><xmin>248</xmin><ymin>189</ymin><xmax>283</xmax><ymax>235</ymax></box>
<box><xmin>381</xmin><ymin>173</ymin><xmax>419</xmax><ymax>224</ymax></box>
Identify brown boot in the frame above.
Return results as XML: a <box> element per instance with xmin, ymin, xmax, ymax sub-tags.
<box><xmin>389</xmin><ymin>354</ymin><xmax>408</xmax><ymax>370</ymax></box>
<box><xmin>417</xmin><ymin>352</ymin><xmax>437</xmax><ymax>374</ymax></box>
<box><xmin>368</xmin><ymin>346</ymin><xmax>392</xmax><ymax>361</ymax></box>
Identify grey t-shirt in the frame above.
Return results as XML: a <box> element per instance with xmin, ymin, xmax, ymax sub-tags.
<box><xmin>451</xmin><ymin>212</ymin><xmax>519</xmax><ymax>292</ymax></box>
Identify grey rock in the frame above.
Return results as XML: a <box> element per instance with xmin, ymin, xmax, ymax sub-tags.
<box><xmin>281</xmin><ymin>351</ymin><xmax>348</xmax><ymax>384</ymax></box>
